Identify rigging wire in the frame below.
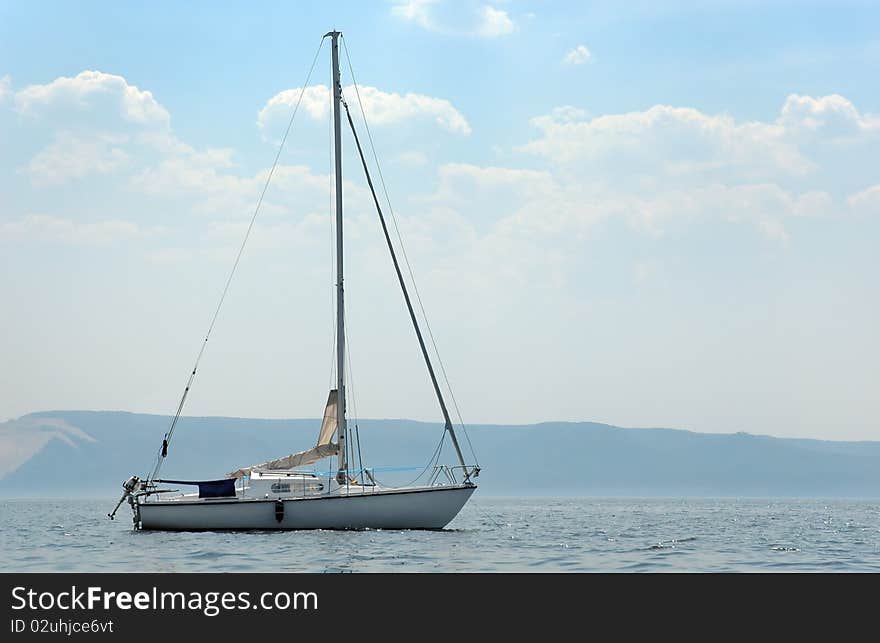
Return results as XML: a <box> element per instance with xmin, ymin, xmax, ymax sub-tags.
<box><xmin>343</xmin><ymin>320</ymin><xmax>357</xmax><ymax>480</ymax></box>
<box><xmin>340</xmin><ymin>35</ymin><xmax>480</xmax><ymax>468</ymax></box>
<box><xmin>374</xmin><ymin>428</ymin><xmax>446</xmax><ymax>490</ymax></box>
<box><xmin>343</xmin><ymin>313</ymin><xmax>366</xmax><ymax>483</ymax></box>
<box><xmin>147</xmin><ymin>38</ymin><xmax>327</xmax><ymax>484</ymax></box>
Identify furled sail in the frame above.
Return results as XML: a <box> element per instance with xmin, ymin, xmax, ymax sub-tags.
<box><xmin>227</xmin><ymin>389</ymin><xmax>339</xmax><ymax>479</ymax></box>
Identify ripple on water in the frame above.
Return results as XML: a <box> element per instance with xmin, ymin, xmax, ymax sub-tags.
<box><xmin>3</xmin><ymin>498</ymin><xmax>880</xmax><ymax>572</ymax></box>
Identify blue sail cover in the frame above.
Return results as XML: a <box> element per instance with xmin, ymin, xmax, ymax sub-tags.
<box><xmin>158</xmin><ymin>479</ymin><xmax>237</xmax><ymax>498</ymax></box>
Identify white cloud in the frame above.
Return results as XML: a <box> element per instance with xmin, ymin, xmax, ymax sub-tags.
<box><xmin>130</xmin><ymin>156</ymin><xmax>250</xmax><ymax>200</ymax></box>
<box><xmin>3</xmin><ymin>62</ymin><xmax>876</xmax><ymax>436</ymax></box>
<box><xmin>391</xmin><ymin>0</ymin><xmax>438</xmax><ymax>31</ymax></box>
<box><xmin>475</xmin><ymin>5</ymin><xmax>516</xmax><ymax>37</ymax></box>
<box><xmin>205</xmin><ymin>215</ymin><xmax>331</xmax><ymax>251</ymax></box>
<box><xmin>24</xmin><ymin>132</ymin><xmax>130</xmax><ymax>185</ymax></box>
<box><xmin>131</xmin><ymin>160</ymin><xmax>324</xmax><ymax>202</ymax></box>
<box><xmin>257</xmin><ymin>85</ymin><xmax>328</xmax><ymax>126</ymax></box>
<box><xmin>522</xmin><ymin>102</ymin><xmax>812</xmax><ymax>180</ymax></box>
<box><xmin>0</xmin><ymin>75</ymin><xmax>10</xmax><ymax>103</ymax></box>
<box><xmin>258</xmin><ymin>84</ymin><xmax>471</xmax><ymax>137</ymax></box>
<box><xmin>758</xmin><ymin>218</ymin><xmax>789</xmax><ymax>244</ymax></box>
<box><xmin>391</xmin><ymin>1</ymin><xmax>515</xmax><ymax>38</ymax></box>
<box><xmin>5</xmin><ymin>66</ymin><xmax>866</xmax><ymax>272</ymax></box>
<box><xmin>6</xmin><ymin>68</ymin><xmax>251</xmax><ymax>217</ymax></box>
<box><xmin>543</xmin><ymin>105</ymin><xmax>589</xmax><ymax>123</ymax></box>
<box><xmin>14</xmin><ymin>70</ymin><xmax>170</xmax><ymax>128</ymax></box>
<box><xmin>127</xmin><ymin>156</ymin><xmax>375</xmax><ymax>228</ymax></box>
<box><xmin>521</xmin><ymin>94</ymin><xmax>879</xmax><ymax>188</ymax></box>
<box><xmin>0</xmin><ymin>214</ymin><xmax>158</xmax><ymax>245</ymax></box>
<box><xmin>504</xmin><ymin>93</ymin><xmax>875</xmax><ymax>243</ymax></box>
<box><xmin>422</xmin><ymin>162</ymin><xmax>607</xmax><ymax>240</ymax></box>
<box><xmin>428</xmin><ymin>163</ymin><xmax>551</xmax><ymax>208</ymax></box>
<box><xmin>0</xmin><ymin>70</ymin><xmax>360</xmax><ymax>226</ymax></box>
<box><xmin>563</xmin><ymin>45</ymin><xmax>593</xmax><ymax>65</ymax></box>
<box><xmin>633</xmin><ymin>183</ymin><xmax>833</xmax><ymax>236</ymax></box>
<box><xmin>9</xmin><ymin>70</ymin><xmax>213</xmax><ymax>191</ymax></box>
<box><xmin>779</xmin><ymin>94</ymin><xmax>880</xmax><ymax>139</ymax></box>
<box><xmin>847</xmin><ymin>184</ymin><xmax>880</xmax><ymax>211</ymax></box>
<box><xmin>419</xmin><ymin>162</ymin><xmax>836</xmax><ymax>247</ymax></box>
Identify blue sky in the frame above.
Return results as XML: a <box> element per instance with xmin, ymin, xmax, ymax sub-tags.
<box><xmin>1</xmin><ymin>1</ymin><xmax>878</xmax><ymax>440</ymax></box>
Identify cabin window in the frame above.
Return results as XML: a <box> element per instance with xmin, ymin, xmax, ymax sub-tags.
<box><xmin>270</xmin><ymin>482</ymin><xmax>291</xmax><ymax>493</ymax></box>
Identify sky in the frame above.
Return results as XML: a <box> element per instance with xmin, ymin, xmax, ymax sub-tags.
<box><xmin>0</xmin><ymin>1</ymin><xmax>878</xmax><ymax>441</ymax></box>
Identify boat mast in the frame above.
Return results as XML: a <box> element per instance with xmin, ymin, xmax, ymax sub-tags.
<box><xmin>328</xmin><ymin>30</ymin><xmax>348</xmax><ymax>483</ymax></box>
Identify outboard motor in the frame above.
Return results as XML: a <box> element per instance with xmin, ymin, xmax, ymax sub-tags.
<box><xmin>122</xmin><ymin>475</ymin><xmax>141</xmax><ymax>494</ymax></box>
<box><xmin>108</xmin><ymin>475</ymin><xmax>141</xmax><ymax>521</ymax></box>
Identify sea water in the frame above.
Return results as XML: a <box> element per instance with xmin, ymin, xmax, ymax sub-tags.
<box><xmin>2</xmin><ymin>497</ymin><xmax>879</xmax><ymax>572</ymax></box>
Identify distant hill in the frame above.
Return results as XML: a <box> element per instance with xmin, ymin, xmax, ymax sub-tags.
<box><xmin>2</xmin><ymin>410</ymin><xmax>880</xmax><ymax>497</ymax></box>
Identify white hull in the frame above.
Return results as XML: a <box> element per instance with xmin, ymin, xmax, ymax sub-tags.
<box><xmin>137</xmin><ymin>484</ymin><xmax>476</xmax><ymax>530</ymax></box>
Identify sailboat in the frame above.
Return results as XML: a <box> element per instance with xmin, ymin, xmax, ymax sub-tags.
<box><xmin>109</xmin><ymin>31</ymin><xmax>479</xmax><ymax>530</ymax></box>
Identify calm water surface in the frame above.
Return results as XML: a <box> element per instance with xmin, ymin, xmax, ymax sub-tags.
<box><xmin>2</xmin><ymin>497</ymin><xmax>879</xmax><ymax>572</ymax></box>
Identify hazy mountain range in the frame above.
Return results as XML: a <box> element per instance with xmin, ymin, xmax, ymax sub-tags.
<box><xmin>2</xmin><ymin>410</ymin><xmax>880</xmax><ymax>497</ymax></box>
